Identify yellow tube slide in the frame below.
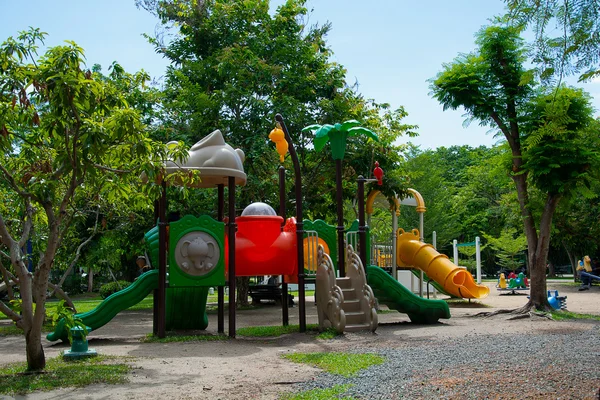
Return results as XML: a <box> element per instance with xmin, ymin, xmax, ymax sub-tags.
<box><xmin>396</xmin><ymin>229</ymin><xmax>489</xmax><ymax>299</ymax></box>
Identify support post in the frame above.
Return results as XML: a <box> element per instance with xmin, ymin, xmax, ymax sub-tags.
<box><xmin>228</xmin><ymin>177</ymin><xmax>237</xmax><ymax>338</ymax></box>
<box><xmin>357</xmin><ymin>176</ymin><xmax>367</xmax><ymax>276</ymax></box>
<box><xmin>418</xmin><ymin>212</ymin><xmax>424</xmax><ymax>297</ymax></box>
<box><xmin>275</xmin><ymin>114</ymin><xmax>305</xmax><ymax>332</ymax></box>
<box><xmin>476</xmin><ymin>236</ymin><xmax>482</xmax><ymax>284</ymax></box>
<box><xmin>392</xmin><ymin>209</ymin><xmax>398</xmax><ymax>281</ymax></box>
<box><xmin>217</xmin><ymin>184</ymin><xmax>225</xmax><ymax>334</ymax></box>
<box><xmin>279</xmin><ymin>166</ymin><xmax>289</xmax><ymax>326</ymax></box>
<box><xmin>335</xmin><ymin>159</ymin><xmax>345</xmax><ymax>277</ymax></box>
<box><xmin>453</xmin><ymin>239</ymin><xmax>459</xmax><ymax>266</ymax></box>
<box><xmin>157</xmin><ymin>181</ymin><xmax>167</xmax><ymax>338</ymax></box>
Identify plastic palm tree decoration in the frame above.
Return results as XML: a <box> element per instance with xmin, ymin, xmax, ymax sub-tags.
<box><xmin>303</xmin><ymin>120</ymin><xmax>378</xmax><ymax>276</ymax></box>
<box><xmin>302</xmin><ymin>120</ymin><xmax>379</xmax><ymax>160</ymax></box>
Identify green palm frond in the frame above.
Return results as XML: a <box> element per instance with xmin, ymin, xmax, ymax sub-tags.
<box><xmin>315</xmin><ymin>124</ymin><xmax>335</xmax><ymax>138</ymax></box>
<box><xmin>340</xmin><ymin>120</ymin><xmax>361</xmax><ymax>131</ymax></box>
<box><xmin>302</xmin><ymin>124</ymin><xmax>322</xmax><ymax>132</ymax></box>
<box><xmin>347</xmin><ymin>126</ymin><xmax>379</xmax><ymax>141</ymax></box>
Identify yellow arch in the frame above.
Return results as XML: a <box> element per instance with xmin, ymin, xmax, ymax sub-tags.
<box><xmin>407</xmin><ymin>188</ymin><xmax>426</xmax><ymax>213</ymax></box>
<box><xmin>366</xmin><ymin>190</ymin><xmax>400</xmax><ymax>216</ymax></box>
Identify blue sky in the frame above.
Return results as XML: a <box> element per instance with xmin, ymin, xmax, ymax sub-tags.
<box><xmin>2</xmin><ymin>0</ymin><xmax>599</xmax><ymax>150</ymax></box>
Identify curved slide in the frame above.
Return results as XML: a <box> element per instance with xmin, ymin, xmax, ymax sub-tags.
<box><xmin>47</xmin><ymin>270</ymin><xmax>159</xmax><ymax>342</ymax></box>
<box><xmin>367</xmin><ymin>266</ymin><xmax>450</xmax><ymax>323</ymax></box>
<box><xmin>397</xmin><ymin>229</ymin><xmax>489</xmax><ymax>299</ymax></box>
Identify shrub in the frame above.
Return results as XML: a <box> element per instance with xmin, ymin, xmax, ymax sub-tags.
<box><xmin>99</xmin><ymin>281</ymin><xmax>131</xmax><ymax>299</ymax></box>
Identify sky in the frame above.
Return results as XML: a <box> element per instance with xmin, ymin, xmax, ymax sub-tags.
<box><xmin>1</xmin><ymin>0</ymin><xmax>599</xmax><ymax>150</ymax></box>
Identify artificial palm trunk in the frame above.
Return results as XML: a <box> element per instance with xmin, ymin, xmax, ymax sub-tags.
<box><xmin>335</xmin><ymin>159</ymin><xmax>345</xmax><ymax>276</ymax></box>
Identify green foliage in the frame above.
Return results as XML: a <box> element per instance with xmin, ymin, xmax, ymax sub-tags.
<box><xmin>282</xmin><ymin>352</ymin><xmax>385</xmax><ymax>377</ymax></box>
<box><xmin>138</xmin><ymin>0</ymin><xmax>416</xmax><ymax>225</ymax></box>
<box><xmin>483</xmin><ymin>228</ymin><xmax>528</xmax><ymax>271</ymax></box>
<box><xmin>99</xmin><ymin>281</ymin><xmax>131</xmax><ymax>299</ymax></box>
<box><xmin>505</xmin><ymin>0</ymin><xmax>600</xmax><ymax>82</ymax></box>
<box><xmin>49</xmin><ymin>300</ymin><xmax>88</xmax><ymax>344</ymax></box>
<box><xmin>0</xmin><ymin>356</ymin><xmax>129</xmax><ymax>395</ymax></box>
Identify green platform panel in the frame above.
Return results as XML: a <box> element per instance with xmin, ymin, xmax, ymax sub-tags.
<box><xmin>367</xmin><ymin>265</ymin><xmax>450</xmax><ymax>324</ymax></box>
<box><xmin>144</xmin><ymin>224</ymin><xmax>159</xmax><ymax>268</ymax></box>
<box><xmin>165</xmin><ymin>286</ymin><xmax>209</xmax><ymax>330</ymax></box>
<box><xmin>304</xmin><ymin>219</ymin><xmax>338</xmax><ymax>269</ymax></box>
<box><xmin>169</xmin><ymin>214</ymin><xmax>225</xmax><ymax>287</ymax></box>
<box><xmin>347</xmin><ymin>219</ymin><xmax>371</xmax><ymax>266</ymax></box>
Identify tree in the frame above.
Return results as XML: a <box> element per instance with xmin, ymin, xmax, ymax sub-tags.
<box><xmin>483</xmin><ymin>228</ymin><xmax>528</xmax><ymax>272</ymax></box>
<box><xmin>138</xmin><ymin>0</ymin><xmax>418</xmax><ymax>301</ymax></box>
<box><xmin>505</xmin><ymin>0</ymin><xmax>600</xmax><ymax>82</ymax></box>
<box><xmin>430</xmin><ymin>25</ymin><xmax>599</xmax><ymax>311</ymax></box>
<box><xmin>0</xmin><ymin>29</ymin><xmax>185</xmax><ymax>370</ymax></box>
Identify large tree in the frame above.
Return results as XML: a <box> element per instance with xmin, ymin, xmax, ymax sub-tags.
<box><xmin>0</xmin><ymin>29</ymin><xmax>185</xmax><ymax>370</ymax></box>
<box><xmin>430</xmin><ymin>25</ymin><xmax>599</xmax><ymax>311</ymax></box>
<box><xmin>505</xmin><ymin>0</ymin><xmax>600</xmax><ymax>82</ymax></box>
<box><xmin>138</xmin><ymin>0</ymin><xmax>417</xmax><ymax>302</ymax></box>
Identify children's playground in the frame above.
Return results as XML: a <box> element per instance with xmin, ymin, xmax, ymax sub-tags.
<box><xmin>2</xmin><ymin>115</ymin><xmax>599</xmax><ymax>399</ymax></box>
<box><xmin>45</xmin><ymin>116</ymin><xmax>493</xmax><ymax>342</ymax></box>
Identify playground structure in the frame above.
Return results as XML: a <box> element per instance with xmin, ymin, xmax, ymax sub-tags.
<box><xmin>365</xmin><ymin>189</ymin><xmax>489</xmax><ymax>300</ymax></box>
<box><xmin>47</xmin><ymin>113</ymin><xmax>488</xmax><ymax>341</ymax></box>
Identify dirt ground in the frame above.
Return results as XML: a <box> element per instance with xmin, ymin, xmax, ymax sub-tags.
<box><xmin>1</xmin><ymin>280</ymin><xmax>599</xmax><ymax>399</ymax></box>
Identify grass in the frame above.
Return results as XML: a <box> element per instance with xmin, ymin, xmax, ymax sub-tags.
<box><xmin>0</xmin><ymin>355</ymin><xmax>130</xmax><ymax>396</ymax></box>
<box><xmin>0</xmin><ymin>323</ymin><xmax>54</xmax><ymax>336</ymax></box>
<box><xmin>236</xmin><ymin>323</ymin><xmax>319</xmax><ymax>337</ymax></box>
<box><xmin>315</xmin><ymin>328</ymin><xmax>342</xmax><ymax>340</ymax></box>
<box><xmin>141</xmin><ymin>332</ymin><xmax>229</xmax><ymax>343</ymax></box>
<box><xmin>551</xmin><ymin>310</ymin><xmax>600</xmax><ymax>321</ymax></box>
<box><xmin>282</xmin><ymin>352</ymin><xmax>385</xmax><ymax>377</ymax></box>
<box><xmin>282</xmin><ymin>384</ymin><xmax>356</xmax><ymax>400</ymax></box>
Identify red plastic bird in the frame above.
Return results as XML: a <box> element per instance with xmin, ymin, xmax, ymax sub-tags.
<box><xmin>373</xmin><ymin>161</ymin><xmax>384</xmax><ymax>185</ymax></box>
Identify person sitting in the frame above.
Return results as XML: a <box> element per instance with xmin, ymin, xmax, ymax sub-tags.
<box><xmin>576</xmin><ymin>256</ymin><xmax>593</xmax><ymax>291</ymax></box>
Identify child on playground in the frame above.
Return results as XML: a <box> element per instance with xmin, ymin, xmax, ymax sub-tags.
<box><xmin>576</xmin><ymin>256</ymin><xmax>593</xmax><ymax>290</ymax></box>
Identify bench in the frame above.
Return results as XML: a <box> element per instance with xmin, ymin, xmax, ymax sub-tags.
<box><xmin>249</xmin><ymin>284</ymin><xmax>294</xmax><ymax>306</ymax></box>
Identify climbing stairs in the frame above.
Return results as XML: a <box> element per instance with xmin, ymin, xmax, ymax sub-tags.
<box><xmin>316</xmin><ymin>245</ymin><xmax>378</xmax><ymax>333</ymax></box>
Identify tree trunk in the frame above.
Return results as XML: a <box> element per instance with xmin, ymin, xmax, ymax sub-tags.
<box><xmin>236</xmin><ymin>276</ymin><xmax>250</xmax><ymax>307</ymax></box>
<box><xmin>88</xmin><ymin>267</ymin><xmax>94</xmax><ymax>292</ymax></box>
<box><xmin>548</xmin><ymin>262</ymin><xmax>555</xmax><ymax>278</ymax></box>
<box><xmin>25</xmin><ymin>327</ymin><xmax>45</xmax><ymax>371</ymax></box>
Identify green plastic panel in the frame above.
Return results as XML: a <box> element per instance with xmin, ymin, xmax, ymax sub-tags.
<box><xmin>168</xmin><ymin>214</ymin><xmax>225</xmax><ymax>287</ymax></box>
<box><xmin>367</xmin><ymin>265</ymin><xmax>450</xmax><ymax>324</ymax></box>
<box><xmin>304</xmin><ymin>219</ymin><xmax>338</xmax><ymax>268</ymax></box>
<box><xmin>166</xmin><ymin>286</ymin><xmax>209</xmax><ymax>330</ymax></box>
<box><xmin>144</xmin><ymin>224</ymin><xmax>159</xmax><ymax>268</ymax></box>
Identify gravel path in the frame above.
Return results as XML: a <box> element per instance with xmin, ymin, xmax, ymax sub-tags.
<box><xmin>296</xmin><ymin>321</ymin><xmax>600</xmax><ymax>399</ymax></box>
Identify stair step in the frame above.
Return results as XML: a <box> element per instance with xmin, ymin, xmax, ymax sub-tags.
<box><xmin>344</xmin><ymin>311</ymin><xmax>366</xmax><ymax>325</ymax></box>
<box><xmin>336</xmin><ymin>277</ymin><xmax>352</xmax><ymax>289</ymax></box>
<box><xmin>342</xmin><ymin>299</ymin><xmax>362</xmax><ymax>313</ymax></box>
<box><xmin>344</xmin><ymin>323</ymin><xmax>372</xmax><ymax>332</ymax></box>
<box><xmin>341</xmin><ymin>288</ymin><xmax>357</xmax><ymax>300</ymax></box>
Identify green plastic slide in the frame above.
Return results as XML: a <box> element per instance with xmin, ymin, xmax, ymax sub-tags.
<box><xmin>367</xmin><ymin>266</ymin><xmax>450</xmax><ymax>324</ymax></box>
<box><xmin>47</xmin><ymin>269</ymin><xmax>159</xmax><ymax>342</ymax></box>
